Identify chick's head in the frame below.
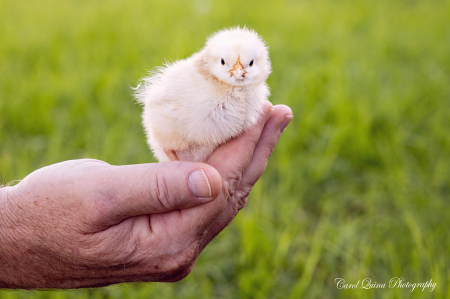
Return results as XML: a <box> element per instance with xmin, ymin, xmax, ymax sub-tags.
<box><xmin>203</xmin><ymin>27</ymin><xmax>271</xmax><ymax>87</ymax></box>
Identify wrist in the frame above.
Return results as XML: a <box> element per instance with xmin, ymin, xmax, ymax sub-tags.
<box><xmin>0</xmin><ymin>185</ymin><xmax>14</xmax><ymax>228</ymax></box>
<box><xmin>0</xmin><ymin>186</ymin><xmax>23</xmax><ymax>289</ymax></box>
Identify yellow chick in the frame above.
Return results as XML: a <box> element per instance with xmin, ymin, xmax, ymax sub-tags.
<box><xmin>135</xmin><ymin>27</ymin><xmax>272</xmax><ymax>162</ymax></box>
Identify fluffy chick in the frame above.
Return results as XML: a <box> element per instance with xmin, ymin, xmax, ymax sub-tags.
<box><xmin>135</xmin><ymin>27</ymin><xmax>271</xmax><ymax>162</ymax></box>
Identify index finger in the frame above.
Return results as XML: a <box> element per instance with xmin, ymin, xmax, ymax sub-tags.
<box><xmin>207</xmin><ymin>101</ymin><xmax>274</xmax><ymax>185</ymax></box>
<box><xmin>198</xmin><ymin>105</ymin><xmax>292</xmax><ymax>249</ymax></box>
<box><xmin>158</xmin><ymin>102</ymin><xmax>274</xmax><ymax>240</ymax></box>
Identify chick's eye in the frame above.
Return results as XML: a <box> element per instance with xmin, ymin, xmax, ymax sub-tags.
<box><xmin>249</xmin><ymin>60</ymin><xmax>254</xmax><ymax>67</ymax></box>
<box><xmin>221</xmin><ymin>58</ymin><xmax>225</xmax><ymax>65</ymax></box>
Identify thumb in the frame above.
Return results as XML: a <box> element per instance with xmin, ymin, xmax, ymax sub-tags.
<box><xmin>88</xmin><ymin>162</ymin><xmax>222</xmax><ymax>226</ymax></box>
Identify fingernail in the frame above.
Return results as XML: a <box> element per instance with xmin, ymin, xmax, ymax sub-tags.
<box><xmin>265</xmin><ymin>107</ymin><xmax>274</xmax><ymax>124</ymax></box>
<box><xmin>189</xmin><ymin>169</ymin><xmax>212</xmax><ymax>198</ymax></box>
<box><xmin>280</xmin><ymin>115</ymin><xmax>293</xmax><ymax>132</ymax></box>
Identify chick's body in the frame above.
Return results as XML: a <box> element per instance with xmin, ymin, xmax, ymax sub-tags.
<box><xmin>136</xmin><ymin>27</ymin><xmax>271</xmax><ymax>162</ymax></box>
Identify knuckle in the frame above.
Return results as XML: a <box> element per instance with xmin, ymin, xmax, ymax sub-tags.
<box><xmin>150</xmin><ymin>173</ymin><xmax>176</xmax><ymax>211</ymax></box>
<box><xmin>224</xmin><ymin>171</ymin><xmax>243</xmax><ymax>195</ymax></box>
<box><xmin>164</xmin><ymin>263</ymin><xmax>195</xmax><ymax>282</ymax></box>
<box><xmin>158</xmin><ymin>244</ymin><xmax>197</xmax><ymax>281</ymax></box>
<box><xmin>172</xmin><ymin>247</ymin><xmax>196</xmax><ymax>270</ymax></box>
<box><xmin>234</xmin><ymin>187</ymin><xmax>252</xmax><ymax>210</ymax></box>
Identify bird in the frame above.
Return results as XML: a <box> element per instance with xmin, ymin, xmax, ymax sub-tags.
<box><xmin>135</xmin><ymin>27</ymin><xmax>272</xmax><ymax>162</ymax></box>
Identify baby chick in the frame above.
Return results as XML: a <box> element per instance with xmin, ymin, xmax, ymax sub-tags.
<box><xmin>135</xmin><ymin>27</ymin><xmax>271</xmax><ymax>162</ymax></box>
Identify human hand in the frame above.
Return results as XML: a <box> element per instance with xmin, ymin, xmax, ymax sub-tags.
<box><xmin>0</xmin><ymin>103</ymin><xmax>292</xmax><ymax>289</ymax></box>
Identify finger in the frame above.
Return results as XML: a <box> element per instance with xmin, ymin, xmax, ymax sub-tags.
<box><xmin>161</xmin><ymin>102</ymin><xmax>274</xmax><ymax>239</ymax></box>
<box><xmin>87</xmin><ymin>162</ymin><xmax>222</xmax><ymax>227</ymax></box>
<box><xmin>237</xmin><ymin>105</ymin><xmax>293</xmax><ymax>200</ymax></box>
<box><xmin>200</xmin><ymin>105</ymin><xmax>293</xmax><ymax>248</ymax></box>
<box><xmin>207</xmin><ymin>101</ymin><xmax>274</xmax><ymax>189</ymax></box>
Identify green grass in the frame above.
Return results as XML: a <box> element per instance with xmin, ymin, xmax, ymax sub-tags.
<box><xmin>1</xmin><ymin>0</ymin><xmax>450</xmax><ymax>298</ymax></box>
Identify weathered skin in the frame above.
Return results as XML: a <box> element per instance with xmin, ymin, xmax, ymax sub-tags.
<box><xmin>0</xmin><ymin>104</ymin><xmax>292</xmax><ymax>289</ymax></box>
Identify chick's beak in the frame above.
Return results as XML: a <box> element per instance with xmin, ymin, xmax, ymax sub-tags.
<box><xmin>229</xmin><ymin>56</ymin><xmax>246</xmax><ymax>79</ymax></box>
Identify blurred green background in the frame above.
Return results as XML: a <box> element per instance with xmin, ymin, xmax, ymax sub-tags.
<box><xmin>1</xmin><ymin>0</ymin><xmax>449</xmax><ymax>298</ymax></box>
